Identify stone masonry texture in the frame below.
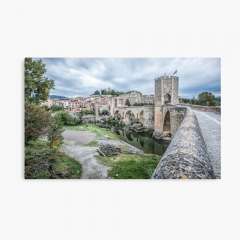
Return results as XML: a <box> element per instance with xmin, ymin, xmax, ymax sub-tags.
<box><xmin>152</xmin><ymin>108</ymin><xmax>215</xmax><ymax>179</ymax></box>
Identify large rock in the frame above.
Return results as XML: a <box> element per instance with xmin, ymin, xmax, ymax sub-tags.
<box><xmin>98</xmin><ymin>143</ymin><xmax>121</xmax><ymax>156</ymax></box>
<box><xmin>98</xmin><ymin>140</ymin><xmax>144</xmax><ymax>155</ymax></box>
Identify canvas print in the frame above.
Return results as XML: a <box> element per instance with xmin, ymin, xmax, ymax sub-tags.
<box><xmin>24</xmin><ymin>58</ymin><xmax>221</xmax><ymax>179</ymax></box>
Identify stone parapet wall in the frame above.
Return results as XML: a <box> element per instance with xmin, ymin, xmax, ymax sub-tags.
<box><xmin>179</xmin><ymin>104</ymin><xmax>221</xmax><ymax>113</ymax></box>
<box><xmin>152</xmin><ymin>108</ymin><xmax>215</xmax><ymax>179</ymax></box>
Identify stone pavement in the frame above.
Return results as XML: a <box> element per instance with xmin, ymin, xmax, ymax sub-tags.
<box><xmin>193</xmin><ymin>110</ymin><xmax>221</xmax><ymax>178</ymax></box>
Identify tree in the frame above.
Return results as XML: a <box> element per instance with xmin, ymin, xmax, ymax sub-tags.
<box><xmin>25</xmin><ymin>58</ymin><xmax>54</xmax><ymax>104</ymax></box>
<box><xmin>54</xmin><ymin>111</ymin><xmax>81</xmax><ymax>126</ymax></box>
<box><xmin>93</xmin><ymin>90</ymin><xmax>100</xmax><ymax>95</ymax></box>
<box><xmin>25</xmin><ymin>104</ymin><xmax>52</xmax><ymax>143</ymax></box>
<box><xmin>101</xmin><ymin>89</ymin><xmax>107</xmax><ymax>95</ymax></box>
<box><xmin>48</xmin><ymin>116</ymin><xmax>64</xmax><ymax>149</ymax></box>
<box><xmin>25</xmin><ymin>58</ymin><xmax>56</xmax><ymax>144</ymax></box>
<box><xmin>198</xmin><ymin>92</ymin><xmax>216</xmax><ymax>106</ymax></box>
<box><xmin>50</xmin><ymin>105</ymin><xmax>64</xmax><ymax>111</ymax></box>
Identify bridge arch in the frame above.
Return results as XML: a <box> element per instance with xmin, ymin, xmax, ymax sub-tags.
<box><xmin>139</xmin><ymin>110</ymin><xmax>144</xmax><ymax>124</ymax></box>
<box><xmin>163</xmin><ymin>110</ymin><xmax>171</xmax><ymax>133</ymax></box>
<box><xmin>125</xmin><ymin>110</ymin><xmax>135</xmax><ymax>125</ymax></box>
<box><xmin>114</xmin><ymin>110</ymin><xmax>121</xmax><ymax>119</ymax></box>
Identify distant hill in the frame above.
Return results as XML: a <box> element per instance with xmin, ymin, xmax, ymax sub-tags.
<box><xmin>49</xmin><ymin>95</ymin><xmax>68</xmax><ymax>100</ymax></box>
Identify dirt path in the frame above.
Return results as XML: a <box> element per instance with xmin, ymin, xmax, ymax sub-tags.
<box><xmin>62</xmin><ymin>130</ymin><xmax>108</xmax><ymax>179</ymax></box>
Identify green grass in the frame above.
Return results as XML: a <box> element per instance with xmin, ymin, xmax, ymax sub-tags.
<box><xmin>97</xmin><ymin>153</ymin><xmax>160</xmax><ymax>179</ymax></box>
<box><xmin>25</xmin><ymin>140</ymin><xmax>82</xmax><ymax>179</ymax></box>
<box><xmin>52</xmin><ymin>152</ymin><xmax>82</xmax><ymax>178</ymax></box>
<box><xmin>65</xmin><ymin>124</ymin><xmax>120</xmax><ymax>140</ymax></box>
<box><xmin>84</xmin><ymin>140</ymin><xmax>98</xmax><ymax>147</ymax></box>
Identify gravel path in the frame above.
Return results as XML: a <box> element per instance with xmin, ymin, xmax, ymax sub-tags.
<box><xmin>193</xmin><ymin>110</ymin><xmax>221</xmax><ymax>178</ymax></box>
<box><xmin>62</xmin><ymin>130</ymin><xmax>96</xmax><ymax>145</ymax></box>
<box><xmin>62</xmin><ymin>130</ymin><xmax>108</xmax><ymax>179</ymax></box>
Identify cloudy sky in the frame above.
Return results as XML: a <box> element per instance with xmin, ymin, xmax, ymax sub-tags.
<box><xmin>41</xmin><ymin>58</ymin><xmax>221</xmax><ymax>98</ymax></box>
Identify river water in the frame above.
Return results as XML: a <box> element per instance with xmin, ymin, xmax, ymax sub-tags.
<box><xmin>118</xmin><ymin>129</ymin><xmax>169</xmax><ymax>156</ymax></box>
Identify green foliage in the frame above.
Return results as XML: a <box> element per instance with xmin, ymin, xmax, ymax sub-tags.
<box><xmin>133</xmin><ymin>102</ymin><xmax>144</xmax><ymax>106</ymax></box>
<box><xmin>97</xmin><ymin>116</ymin><xmax>125</xmax><ymax>130</ymax></box>
<box><xmin>25</xmin><ymin>103</ymin><xmax>52</xmax><ymax>143</ymax></box>
<box><xmin>92</xmin><ymin>88</ymin><xmax>125</xmax><ymax>96</ymax></box>
<box><xmin>97</xmin><ymin>153</ymin><xmax>159</xmax><ymax>179</ymax></box>
<box><xmin>93</xmin><ymin>90</ymin><xmax>100</xmax><ymax>95</ymax></box>
<box><xmin>25</xmin><ymin>140</ymin><xmax>82</xmax><ymax>179</ymax></box>
<box><xmin>24</xmin><ymin>58</ymin><xmax>81</xmax><ymax>179</ymax></box>
<box><xmin>48</xmin><ymin>117</ymin><xmax>64</xmax><ymax>149</ymax></box>
<box><xmin>214</xmin><ymin>96</ymin><xmax>221</xmax><ymax>106</ymax></box>
<box><xmin>197</xmin><ymin>92</ymin><xmax>216</xmax><ymax>106</ymax></box>
<box><xmin>80</xmin><ymin>109</ymin><xmax>95</xmax><ymax>115</ymax></box>
<box><xmin>180</xmin><ymin>92</ymin><xmax>221</xmax><ymax>106</ymax></box>
<box><xmin>25</xmin><ymin>58</ymin><xmax>54</xmax><ymax>104</ymax></box>
<box><xmin>84</xmin><ymin>140</ymin><xmax>98</xmax><ymax>147</ymax></box>
<box><xmin>50</xmin><ymin>104</ymin><xmax>64</xmax><ymax>111</ymax></box>
<box><xmin>54</xmin><ymin>111</ymin><xmax>81</xmax><ymax>126</ymax></box>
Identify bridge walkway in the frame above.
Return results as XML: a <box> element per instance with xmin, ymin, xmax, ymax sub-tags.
<box><xmin>193</xmin><ymin>110</ymin><xmax>221</xmax><ymax>178</ymax></box>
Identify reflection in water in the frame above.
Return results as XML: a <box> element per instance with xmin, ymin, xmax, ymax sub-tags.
<box><xmin>118</xmin><ymin>129</ymin><xmax>169</xmax><ymax>156</ymax></box>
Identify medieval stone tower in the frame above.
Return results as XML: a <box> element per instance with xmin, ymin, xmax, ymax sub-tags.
<box><xmin>154</xmin><ymin>75</ymin><xmax>179</xmax><ymax>136</ymax></box>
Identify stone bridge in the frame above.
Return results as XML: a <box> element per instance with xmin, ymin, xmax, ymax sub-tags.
<box><xmin>108</xmin><ymin>74</ymin><xmax>221</xmax><ymax>179</ymax></box>
<box><xmin>111</xmin><ymin>105</ymin><xmax>154</xmax><ymax>129</ymax></box>
<box><xmin>110</xmin><ymin>75</ymin><xmax>184</xmax><ymax>138</ymax></box>
<box><xmin>152</xmin><ymin>107</ymin><xmax>221</xmax><ymax>179</ymax></box>
<box><xmin>111</xmin><ymin>104</ymin><xmax>186</xmax><ymax>138</ymax></box>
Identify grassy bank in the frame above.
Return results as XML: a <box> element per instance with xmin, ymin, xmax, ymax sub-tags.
<box><xmin>65</xmin><ymin>124</ymin><xmax>120</xmax><ymax>140</ymax></box>
<box><xmin>97</xmin><ymin>153</ymin><xmax>160</xmax><ymax>179</ymax></box>
<box><xmin>25</xmin><ymin>140</ymin><xmax>82</xmax><ymax>179</ymax></box>
<box><xmin>65</xmin><ymin>124</ymin><xmax>161</xmax><ymax>179</ymax></box>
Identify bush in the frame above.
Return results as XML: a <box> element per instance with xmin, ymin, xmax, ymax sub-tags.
<box><xmin>97</xmin><ymin>116</ymin><xmax>125</xmax><ymax>129</ymax></box>
<box><xmin>50</xmin><ymin>105</ymin><xmax>64</xmax><ymax>111</ymax></box>
<box><xmin>48</xmin><ymin>117</ymin><xmax>64</xmax><ymax>149</ymax></box>
<box><xmin>25</xmin><ymin>140</ymin><xmax>82</xmax><ymax>179</ymax></box>
<box><xmin>81</xmin><ymin>109</ymin><xmax>95</xmax><ymax>115</ymax></box>
<box><xmin>54</xmin><ymin>111</ymin><xmax>81</xmax><ymax>126</ymax></box>
<box><xmin>25</xmin><ymin>103</ymin><xmax>52</xmax><ymax>143</ymax></box>
<box><xmin>133</xmin><ymin>103</ymin><xmax>144</xmax><ymax>106</ymax></box>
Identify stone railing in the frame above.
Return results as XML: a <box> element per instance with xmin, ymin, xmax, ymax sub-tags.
<box><xmin>152</xmin><ymin>108</ymin><xmax>215</xmax><ymax>179</ymax></box>
<box><xmin>179</xmin><ymin>103</ymin><xmax>221</xmax><ymax>113</ymax></box>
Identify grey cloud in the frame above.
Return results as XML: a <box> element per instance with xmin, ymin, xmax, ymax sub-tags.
<box><xmin>41</xmin><ymin>58</ymin><xmax>221</xmax><ymax>98</ymax></box>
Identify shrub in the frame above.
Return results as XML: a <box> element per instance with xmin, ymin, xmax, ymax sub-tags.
<box><xmin>50</xmin><ymin>105</ymin><xmax>64</xmax><ymax>111</ymax></box>
<box><xmin>25</xmin><ymin>103</ymin><xmax>51</xmax><ymax>143</ymax></box>
<box><xmin>48</xmin><ymin>117</ymin><xmax>64</xmax><ymax>149</ymax></box>
<box><xmin>81</xmin><ymin>109</ymin><xmax>95</xmax><ymax>115</ymax></box>
<box><xmin>25</xmin><ymin>140</ymin><xmax>82</xmax><ymax>179</ymax></box>
<box><xmin>54</xmin><ymin>111</ymin><xmax>81</xmax><ymax>126</ymax></box>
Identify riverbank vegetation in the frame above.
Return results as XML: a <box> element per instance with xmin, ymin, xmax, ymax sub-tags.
<box><xmin>25</xmin><ymin>140</ymin><xmax>81</xmax><ymax>179</ymax></box>
<box><xmin>97</xmin><ymin>153</ymin><xmax>159</xmax><ymax>179</ymax></box>
<box><xmin>66</xmin><ymin>123</ymin><xmax>161</xmax><ymax>178</ymax></box>
<box><xmin>25</xmin><ymin>58</ymin><xmax>82</xmax><ymax>179</ymax></box>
